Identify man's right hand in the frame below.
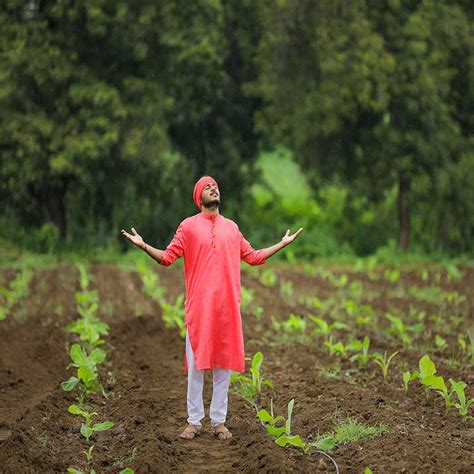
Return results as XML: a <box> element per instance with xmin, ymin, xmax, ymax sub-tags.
<box><xmin>121</xmin><ymin>227</ymin><xmax>146</xmax><ymax>250</ymax></box>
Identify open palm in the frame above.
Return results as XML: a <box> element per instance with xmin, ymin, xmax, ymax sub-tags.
<box><xmin>281</xmin><ymin>227</ymin><xmax>304</xmax><ymax>245</ymax></box>
<box><xmin>121</xmin><ymin>227</ymin><xmax>144</xmax><ymax>248</ymax></box>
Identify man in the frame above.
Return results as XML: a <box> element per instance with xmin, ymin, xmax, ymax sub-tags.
<box><xmin>121</xmin><ymin>176</ymin><xmax>303</xmax><ymax>441</ymax></box>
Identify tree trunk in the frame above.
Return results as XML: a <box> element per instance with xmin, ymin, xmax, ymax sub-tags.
<box><xmin>397</xmin><ymin>175</ymin><xmax>411</xmax><ymax>251</ymax></box>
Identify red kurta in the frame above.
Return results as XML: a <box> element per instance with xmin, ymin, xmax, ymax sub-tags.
<box><xmin>159</xmin><ymin>211</ymin><xmax>266</xmax><ymax>373</ymax></box>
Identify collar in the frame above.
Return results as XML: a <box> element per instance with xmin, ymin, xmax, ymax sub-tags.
<box><xmin>199</xmin><ymin>211</ymin><xmax>220</xmax><ymax>220</ymax></box>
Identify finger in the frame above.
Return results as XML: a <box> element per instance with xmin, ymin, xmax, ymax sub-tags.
<box><xmin>131</xmin><ymin>227</ymin><xmax>138</xmax><ymax>236</ymax></box>
<box><xmin>285</xmin><ymin>229</ymin><xmax>290</xmax><ymax>237</ymax></box>
<box><xmin>295</xmin><ymin>227</ymin><xmax>304</xmax><ymax>237</ymax></box>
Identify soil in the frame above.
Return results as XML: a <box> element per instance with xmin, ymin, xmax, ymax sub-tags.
<box><xmin>1</xmin><ymin>262</ymin><xmax>473</xmax><ymax>473</ymax></box>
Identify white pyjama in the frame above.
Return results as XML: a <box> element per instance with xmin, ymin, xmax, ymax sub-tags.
<box><xmin>185</xmin><ymin>331</ymin><xmax>232</xmax><ymax>428</ymax></box>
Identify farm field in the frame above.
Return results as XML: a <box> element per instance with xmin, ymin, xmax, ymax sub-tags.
<box><xmin>1</xmin><ymin>259</ymin><xmax>473</xmax><ymax>473</ymax></box>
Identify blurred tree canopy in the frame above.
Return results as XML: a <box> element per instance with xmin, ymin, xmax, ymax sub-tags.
<box><xmin>0</xmin><ymin>0</ymin><xmax>472</xmax><ymax>256</ymax></box>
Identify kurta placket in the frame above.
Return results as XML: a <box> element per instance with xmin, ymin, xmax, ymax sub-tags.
<box><xmin>159</xmin><ymin>211</ymin><xmax>266</xmax><ymax>373</ymax></box>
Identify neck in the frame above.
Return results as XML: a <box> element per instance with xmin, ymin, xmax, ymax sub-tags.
<box><xmin>201</xmin><ymin>206</ymin><xmax>220</xmax><ymax>217</ymax></box>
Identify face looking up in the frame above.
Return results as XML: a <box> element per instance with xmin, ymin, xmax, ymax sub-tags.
<box><xmin>201</xmin><ymin>181</ymin><xmax>220</xmax><ymax>209</ymax></box>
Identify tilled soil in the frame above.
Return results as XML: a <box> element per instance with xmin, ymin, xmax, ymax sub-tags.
<box><xmin>0</xmin><ymin>262</ymin><xmax>473</xmax><ymax>473</ymax></box>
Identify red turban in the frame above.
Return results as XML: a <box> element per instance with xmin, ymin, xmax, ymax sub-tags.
<box><xmin>193</xmin><ymin>176</ymin><xmax>218</xmax><ymax>210</ymax></box>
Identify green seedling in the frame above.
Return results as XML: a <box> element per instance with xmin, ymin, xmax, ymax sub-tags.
<box><xmin>418</xmin><ymin>355</ymin><xmax>454</xmax><ymax>411</ymax></box>
<box><xmin>68</xmin><ymin>404</ymin><xmax>114</xmax><ymax>441</ymax></box>
<box><xmin>384</xmin><ymin>268</ymin><xmax>400</xmax><ymax>284</ymax></box>
<box><xmin>136</xmin><ymin>263</ymin><xmax>166</xmax><ymax>301</ymax></box>
<box><xmin>161</xmin><ymin>294</ymin><xmax>186</xmax><ymax>337</ymax></box>
<box><xmin>68</xmin><ymin>468</ymin><xmax>96</xmax><ymax>474</ymax></box>
<box><xmin>372</xmin><ymin>351</ymin><xmax>398</xmax><ymax>382</ymax></box>
<box><xmin>310</xmin><ymin>316</ymin><xmax>348</xmax><ymax>340</ymax></box>
<box><xmin>279</xmin><ymin>280</ymin><xmax>294</xmax><ymax>303</ymax></box>
<box><xmin>282</xmin><ymin>314</ymin><xmax>306</xmax><ymax>333</ymax></box>
<box><xmin>84</xmin><ymin>445</ymin><xmax>94</xmax><ymax>462</ymax></box>
<box><xmin>435</xmin><ymin>335</ymin><xmax>448</xmax><ymax>351</ymax></box>
<box><xmin>385</xmin><ymin>313</ymin><xmax>423</xmax><ymax>347</ymax></box>
<box><xmin>241</xmin><ymin>286</ymin><xmax>263</xmax><ymax>318</ymax></box>
<box><xmin>350</xmin><ymin>336</ymin><xmax>372</xmax><ymax>369</ymax></box>
<box><xmin>61</xmin><ymin>344</ymin><xmax>106</xmax><ymax>404</ymax></box>
<box><xmin>258</xmin><ymin>399</ymin><xmax>334</xmax><ymax>454</ymax></box>
<box><xmin>260</xmin><ymin>269</ymin><xmax>277</xmax><ymax>287</ymax></box>
<box><xmin>457</xmin><ymin>331</ymin><xmax>474</xmax><ymax>364</ymax></box>
<box><xmin>0</xmin><ymin>268</ymin><xmax>33</xmax><ymax>320</ymax></box>
<box><xmin>449</xmin><ymin>379</ymin><xmax>474</xmax><ymax>418</ymax></box>
<box><xmin>324</xmin><ymin>339</ymin><xmax>349</xmax><ymax>358</ymax></box>
<box><xmin>402</xmin><ymin>370</ymin><xmax>419</xmax><ymax>393</ymax></box>
<box><xmin>230</xmin><ymin>352</ymin><xmax>273</xmax><ymax>404</ymax></box>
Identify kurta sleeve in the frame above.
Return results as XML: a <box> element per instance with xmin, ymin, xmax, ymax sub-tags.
<box><xmin>240</xmin><ymin>232</ymin><xmax>266</xmax><ymax>266</ymax></box>
<box><xmin>159</xmin><ymin>222</ymin><xmax>186</xmax><ymax>267</ymax></box>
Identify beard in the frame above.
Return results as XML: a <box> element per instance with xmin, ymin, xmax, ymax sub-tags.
<box><xmin>202</xmin><ymin>196</ymin><xmax>220</xmax><ymax>209</ymax></box>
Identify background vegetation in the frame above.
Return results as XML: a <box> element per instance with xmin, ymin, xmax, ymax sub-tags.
<box><xmin>1</xmin><ymin>0</ymin><xmax>472</xmax><ymax>258</ymax></box>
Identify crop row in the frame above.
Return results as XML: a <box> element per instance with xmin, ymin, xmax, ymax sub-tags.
<box><xmin>61</xmin><ymin>264</ymin><xmax>133</xmax><ymax>474</ymax></box>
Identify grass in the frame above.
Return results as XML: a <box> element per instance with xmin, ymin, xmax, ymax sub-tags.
<box><xmin>329</xmin><ymin>416</ymin><xmax>389</xmax><ymax>445</ymax></box>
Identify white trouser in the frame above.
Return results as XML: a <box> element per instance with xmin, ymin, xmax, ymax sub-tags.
<box><xmin>185</xmin><ymin>332</ymin><xmax>232</xmax><ymax>428</ymax></box>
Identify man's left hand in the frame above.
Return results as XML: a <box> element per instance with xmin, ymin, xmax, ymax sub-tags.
<box><xmin>281</xmin><ymin>228</ymin><xmax>304</xmax><ymax>246</ymax></box>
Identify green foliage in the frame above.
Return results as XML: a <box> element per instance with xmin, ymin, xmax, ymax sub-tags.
<box><xmin>258</xmin><ymin>399</ymin><xmax>335</xmax><ymax>454</ymax></box>
<box><xmin>230</xmin><ymin>352</ymin><xmax>273</xmax><ymax>405</ymax></box>
<box><xmin>372</xmin><ymin>351</ymin><xmax>399</xmax><ymax>382</ymax></box>
<box><xmin>161</xmin><ymin>294</ymin><xmax>186</xmax><ymax>338</ymax></box>
<box><xmin>0</xmin><ymin>268</ymin><xmax>33</xmax><ymax>320</ymax></box>
<box><xmin>329</xmin><ymin>417</ymin><xmax>388</xmax><ymax>445</ymax></box>
<box><xmin>61</xmin><ymin>344</ymin><xmax>106</xmax><ymax>404</ymax></box>
<box><xmin>402</xmin><ymin>370</ymin><xmax>419</xmax><ymax>393</ymax></box>
<box><xmin>68</xmin><ymin>404</ymin><xmax>114</xmax><ymax>441</ymax></box>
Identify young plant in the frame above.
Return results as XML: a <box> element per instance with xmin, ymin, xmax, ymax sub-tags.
<box><xmin>281</xmin><ymin>313</ymin><xmax>306</xmax><ymax>334</ymax></box>
<box><xmin>161</xmin><ymin>294</ymin><xmax>186</xmax><ymax>337</ymax></box>
<box><xmin>0</xmin><ymin>268</ymin><xmax>33</xmax><ymax>320</ymax></box>
<box><xmin>260</xmin><ymin>269</ymin><xmax>277</xmax><ymax>287</ymax></box>
<box><xmin>434</xmin><ymin>335</ymin><xmax>448</xmax><ymax>352</ymax></box>
<box><xmin>384</xmin><ymin>313</ymin><xmax>423</xmax><ymax>347</ymax></box>
<box><xmin>418</xmin><ymin>355</ymin><xmax>454</xmax><ymax>411</ymax></box>
<box><xmin>401</xmin><ymin>370</ymin><xmax>419</xmax><ymax>393</ymax></box>
<box><xmin>230</xmin><ymin>352</ymin><xmax>273</xmax><ymax>404</ymax></box>
<box><xmin>449</xmin><ymin>379</ymin><xmax>474</xmax><ymax>418</ymax></box>
<box><xmin>258</xmin><ymin>399</ymin><xmax>334</xmax><ymax>454</ymax></box>
<box><xmin>372</xmin><ymin>351</ymin><xmax>398</xmax><ymax>382</ymax></box>
<box><xmin>61</xmin><ymin>344</ymin><xmax>106</xmax><ymax>404</ymax></box>
<box><xmin>136</xmin><ymin>263</ymin><xmax>166</xmax><ymax>301</ymax></box>
<box><xmin>68</xmin><ymin>404</ymin><xmax>114</xmax><ymax>441</ymax></box>
<box><xmin>309</xmin><ymin>316</ymin><xmax>348</xmax><ymax>340</ymax></box>
<box><xmin>350</xmin><ymin>336</ymin><xmax>372</xmax><ymax>369</ymax></box>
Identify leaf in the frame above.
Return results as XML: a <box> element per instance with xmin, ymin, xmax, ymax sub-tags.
<box><xmin>70</xmin><ymin>344</ymin><xmax>88</xmax><ymax>367</ymax></box>
<box><xmin>275</xmin><ymin>434</ymin><xmax>306</xmax><ymax>450</ymax></box>
<box><xmin>423</xmin><ymin>375</ymin><xmax>448</xmax><ymax>394</ymax></box>
<box><xmin>315</xmin><ymin>436</ymin><xmax>335</xmax><ymax>452</ymax></box>
<box><xmin>257</xmin><ymin>409</ymin><xmax>273</xmax><ymax>423</ymax></box>
<box><xmin>120</xmin><ymin>469</ymin><xmax>135</xmax><ymax>474</ymax></box>
<box><xmin>286</xmin><ymin>399</ymin><xmax>294</xmax><ymax>435</ymax></box>
<box><xmin>266</xmin><ymin>425</ymin><xmax>286</xmax><ymax>439</ymax></box>
<box><xmin>61</xmin><ymin>377</ymin><xmax>79</xmax><ymax>392</ymax></box>
<box><xmin>89</xmin><ymin>348</ymin><xmax>106</xmax><ymax>364</ymax></box>
<box><xmin>78</xmin><ymin>366</ymin><xmax>96</xmax><ymax>384</ymax></box>
<box><xmin>252</xmin><ymin>352</ymin><xmax>263</xmax><ymax>373</ymax></box>
<box><xmin>92</xmin><ymin>421</ymin><xmax>114</xmax><ymax>432</ymax></box>
<box><xmin>80</xmin><ymin>424</ymin><xmax>94</xmax><ymax>440</ymax></box>
<box><xmin>68</xmin><ymin>404</ymin><xmax>87</xmax><ymax>417</ymax></box>
<box><xmin>67</xmin><ymin>468</ymin><xmax>84</xmax><ymax>474</ymax></box>
<box><xmin>419</xmin><ymin>355</ymin><xmax>436</xmax><ymax>379</ymax></box>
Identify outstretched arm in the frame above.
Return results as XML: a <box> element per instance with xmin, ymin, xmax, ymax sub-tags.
<box><xmin>260</xmin><ymin>228</ymin><xmax>304</xmax><ymax>260</ymax></box>
<box><xmin>121</xmin><ymin>227</ymin><xmax>164</xmax><ymax>263</ymax></box>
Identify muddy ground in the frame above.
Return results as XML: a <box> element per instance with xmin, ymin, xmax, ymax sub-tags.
<box><xmin>1</xmin><ymin>261</ymin><xmax>473</xmax><ymax>473</ymax></box>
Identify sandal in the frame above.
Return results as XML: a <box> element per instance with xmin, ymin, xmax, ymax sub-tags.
<box><xmin>212</xmin><ymin>423</ymin><xmax>232</xmax><ymax>440</ymax></box>
<box><xmin>179</xmin><ymin>424</ymin><xmax>202</xmax><ymax>440</ymax></box>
